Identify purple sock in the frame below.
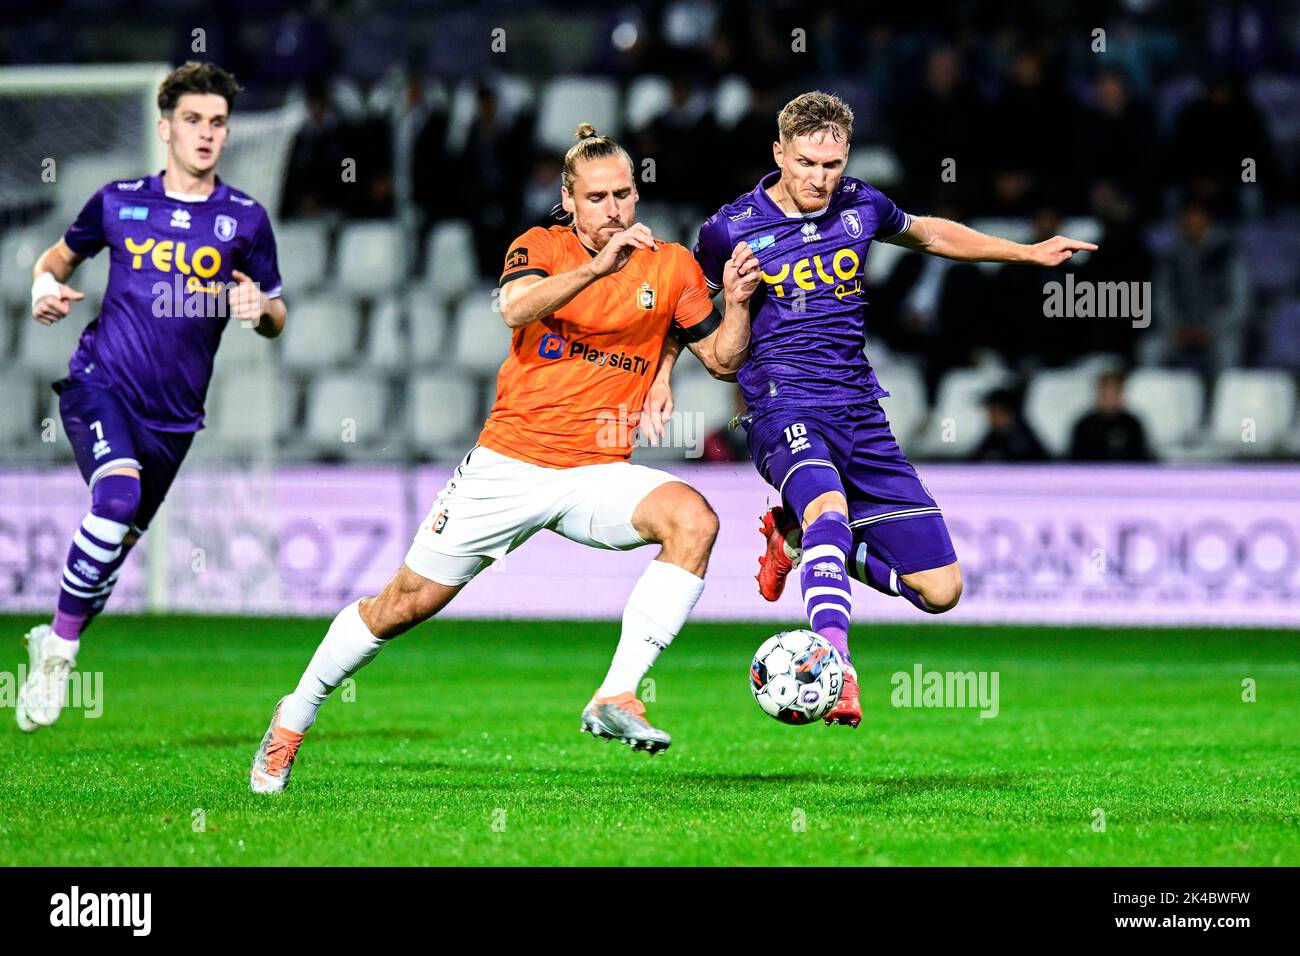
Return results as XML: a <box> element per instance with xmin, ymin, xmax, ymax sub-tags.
<box><xmin>53</xmin><ymin>474</ymin><xmax>139</xmax><ymax>641</ymax></box>
<box><xmin>800</xmin><ymin>513</ymin><xmax>854</xmax><ymax>665</ymax></box>
<box><xmin>851</xmin><ymin>541</ymin><xmax>937</xmax><ymax>613</ymax></box>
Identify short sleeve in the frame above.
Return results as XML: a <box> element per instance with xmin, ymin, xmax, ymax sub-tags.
<box><xmin>63</xmin><ymin>187</ymin><xmax>107</xmax><ymax>258</ymax></box>
<box><xmin>869</xmin><ymin>186</ymin><xmax>911</xmax><ymax>240</ymax></box>
<box><xmin>671</xmin><ymin>250</ymin><xmax>720</xmax><ymax>344</ymax></box>
<box><xmin>692</xmin><ymin>212</ymin><xmax>731</xmax><ymax>292</ymax></box>
<box><xmin>239</xmin><ymin>212</ymin><xmax>283</xmax><ymax>298</ymax></box>
<box><xmin>500</xmin><ymin>227</ymin><xmax>555</xmax><ymax>286</ymax></box>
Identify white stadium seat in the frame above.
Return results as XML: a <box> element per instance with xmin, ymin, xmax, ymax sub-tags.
<box><xmin>55</xmin><ymin>157</ymin><xmax>137</xmax><ymax>225</ymax></box>
<box><xmin>274</xmin><ymin>221</ymin><xmax>330</xmax><ymax>296</ymax></box>
<box><xmin>625</xmin><ymin>76</ymin><xmax>673</xmax><ymax>131</ymax></box>
<box><xmin>302</xmin><ymin>370</ymin><xmax>392</xmax><ymax>457</ymax></box>
<box><xmin>367</xmin><ymin>296</ymin><xmax>409</xmax><ymax>372</ymax></box>
<box><xmin>875</xmin><ymin>362</ymin><xmax>928</xmax><ymax>449</ymax></box>
<box><xmin>424</xmin><ymin>219</ymin><xmax>478</xmax><ymax>303</ymax></box>
<box><xmin>845</xmin><ymin>146</ymin><xmax>903</xmax><ymax>190</ymax></box>
<box><xmin>279</xmin><ymin>295</ymin><xmax>361</xmax><ymax>369</ymax></box>
<box><xmin>216</xmin><ymin>316</ymin><xmax>280</xmax><ymax>368</ymax></box>
<box><xmin>712</xmin><ymin>75</ymin><xmax>752</xmax><ymax>129</ymax></box>
<box><xmin>1024</xmin><ymin>366</ymin><xmax>1099</xmax><ymax>458</ymax></box>
<box><xmin>0</xmin><ymin>367</ymin><xmax>39</xmax><ymax>448</ymax></box>
<box><xmin>669</xmin><ymin>375</ymin><xmax>738</xmax><ymax>442</ymax></box>
<box><xmin>453</xmin><ymin>289</ymin><xmax>510</xmax><ymax>373</ymax></box>
<box><xmin>1125</xmin><ymin>368</ymin><xmax>1204</xmax><ymax>455</ymax></box>
<box><xmin>445</xmin><ymin>76</ymin><xmax>535</xmax><ymax>154</ymax></box>
<box><xmin>407</xmin><ymin>370</ymin><xmax>481</xmax><ymax>452</ymax></box>
<box><xmin>1206</xmin><ymin>369</ymin><xmax>1297</xmax><ymax>456</ymax></box>
<box><xmin>535</xmin><ymin>77</ymin><xmax>620</xmax><ymax>154</ymax></box>
<box><xmin>407</xmin><ymin>293</ymin><xmax>451</xmax><ymax>366</ymax></box>
<box><xmin>1</xmin><ymin>226</ymin><xmax>50</xmax><ymax>306</ymax></box>
<box><xmin>913</xmin><ymin>365</ymin><xmax>1013</xmax><ymax>458</ymax></box>
<box><xmin>205</xmin><ymin>364</ymin><xmax>292</xmax><ymax>453</ymax></box>
<box><xmin>335</xmin><ymin>221</ymin><xmax>405</xmax><ymax>297</ymax></box>
<box><xmin>16</xmin><ymin>311</ymin><xmax>87</xmax><ymax>382</ymax></box>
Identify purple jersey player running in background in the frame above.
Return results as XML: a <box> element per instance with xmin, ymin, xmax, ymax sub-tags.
<box><xmin>16</xmin><ymin>62</ymin><xmax>286</xmax><ymax>733</ymax></box>
<box><xmin>655</xmin><ymin>90</ymin><xmax>1095</xmax><ymax>727</ymax></box>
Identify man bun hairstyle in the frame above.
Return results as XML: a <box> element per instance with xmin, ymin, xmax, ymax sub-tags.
<box><xmin>777</xmin><ymin>90</ymin><xmax>854</xmax><ymax>144</ymax></box>
<box><xmin>157</xmin><ymin>61</ymin><xmax>242</xmax><ymax>115</ymax></box>
<box><xmin>562</xmin><ymin>123</ymin><xmax>634</xmax><ymax>193</ymax></box>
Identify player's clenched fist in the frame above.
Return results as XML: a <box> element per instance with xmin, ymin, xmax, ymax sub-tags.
<box><xmin>723</xmin><ymin>240</ymin><xmax>760</xmax><ymax>304</ymax></box>
<box><xmin>228</xmin><ymin>269</ymin><xmax>269</xmax><ymax>325</ymax></box>
<box><xmin>587</xmin><ymin>222</ymin><xmax>658</xmax><ymax>277</ymax></box>
<box><xmin>32</xmin><ymin>282</ymin><xmax>85</xmax><ymax>325</ymax></box>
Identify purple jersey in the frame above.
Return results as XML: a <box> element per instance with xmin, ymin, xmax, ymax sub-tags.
<box><xmin>61</xmin><ymin>172</ymin><xmax>282</xmax><ymax>431</ymax></box>
<box><xmin>694</xmin><ymin>171</ymin><xmax>910</xmax><ymax>413</ymax></box>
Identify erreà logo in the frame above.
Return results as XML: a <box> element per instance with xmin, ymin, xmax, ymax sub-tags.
<box><xmin>507</xmin><ymin>247</ymin><xmax>529</xmax><ymax>268</ymax></box>
<box><xmin>538</xmin><ymin>333</ymin><xmax>565</xmax><ymax>359</ymax></box>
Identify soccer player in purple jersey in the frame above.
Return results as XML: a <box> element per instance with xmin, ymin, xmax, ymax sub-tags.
<box><xmin>16</xmin><ymin>62</ymin><xmax>286</xmax><ymax>733</ymax></box>
<box><xmin>676</xmin><ymin>91</ymin><xmax>1096</xmax><ymax>726</ymax></box>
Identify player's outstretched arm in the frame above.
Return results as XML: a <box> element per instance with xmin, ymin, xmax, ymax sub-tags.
<box><xmin>887</xmin><ymin>216</ymin><xmax>1098</xmax><ymax>266</ymax></box>
<box><xmin>500</xmin><ymin>224</ymin><xmax>658</xmax><ymax>330</ymax></box>
<box><xmin>30</xmin><ymin>240</ymin><xmax>86</xmax><ymax>326</ymax></box>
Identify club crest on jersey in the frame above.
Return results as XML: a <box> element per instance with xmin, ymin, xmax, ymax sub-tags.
<box><xmin>800</xmin><ymin>221</ymin><xmax>822</xmax><ymax>243</ymax></box>
<box><xmin>169</xmin><ymin>208</ymin><xmax>191</xmax><ymax>230</ymax></box>
<box><xmin>840</xmin><ymin>209</ymin><xmax>863</xmax><ymax>239</ymax></box>
<box><xmin>214</xmin><ymin>214</ymin><xmax>237</xmax><ymax>241</ymax></box>
<box><xmin>637</xmin><ymin>282</ymin><xmax>655</xmax><ymax>310</ymax></box>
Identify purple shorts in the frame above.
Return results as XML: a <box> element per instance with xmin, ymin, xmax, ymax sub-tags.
<box><xmin>55</xmin><ymin>378</ymin><xmax>194</xmax><ymax>534</ymax></box>
<box><xmin>745</xmin><ymin>401</ymin><xmax>957</xmax><ymax>575</ymax></box>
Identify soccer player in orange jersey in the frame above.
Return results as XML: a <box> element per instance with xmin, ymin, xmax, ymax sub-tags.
<box><xmin>251</xmin><ymin>124</ymin><xmax>759</xmax><ymax>791</ymax></box>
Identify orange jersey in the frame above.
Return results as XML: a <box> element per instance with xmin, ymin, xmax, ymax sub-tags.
<box><xmin>478</xmin><ymin>225</ymin><xmax>718</xmax><ymax>468</ymax></box>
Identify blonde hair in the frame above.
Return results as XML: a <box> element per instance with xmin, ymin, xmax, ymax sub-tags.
<box><xmin>777</xmin><ymin>91</ymin><xmax>854</xmax><ymax>144</ymax></box>
<box><xmin>562</xmin><ymin>123</ymin><xmax>634</xmax><ymax>193</ymax></box>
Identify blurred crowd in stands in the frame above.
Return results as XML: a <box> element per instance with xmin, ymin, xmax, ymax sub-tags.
<box><xmin>3</xmin><ymin>0</ymin><xmax>1299</xmax><ymax>464</ymax></box>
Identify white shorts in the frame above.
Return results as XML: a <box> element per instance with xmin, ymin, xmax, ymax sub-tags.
<box><xmin>405</xmin><ymin>445</ymin><xmax>681</xmax><ymax>586</ymax></box>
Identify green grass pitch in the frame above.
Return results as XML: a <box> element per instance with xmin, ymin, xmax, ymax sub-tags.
<box><xmin>1</xmin><ymin>613</ymin><xmax>1296</xmax><ymax>866</ymax></box>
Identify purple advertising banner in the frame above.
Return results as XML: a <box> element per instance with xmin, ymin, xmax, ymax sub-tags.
<box><xmin>2</xmin><ymin>463</ymin><xmax>1297</xmax><ymax>627</ymax></box>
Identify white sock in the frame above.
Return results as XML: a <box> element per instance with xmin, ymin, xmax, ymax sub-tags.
<box><xmin>597</xmin><ymin>560</ymin><xmax>705</xmax><ymax>698</ymax></box>
<box><xmin>279</xmin><ymin>600</ymin><xmax>385</xmax><ymax>733</ymax></box>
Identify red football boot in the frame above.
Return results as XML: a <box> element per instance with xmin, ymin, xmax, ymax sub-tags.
<box><xmin>824</xmin><ymin>667</ymin><xmax>861</xmax><ymax>728</ymax></box>
<box><xmin>755</xmin><ymin>505</ymin><xmax>803</xmax><ymax>602</ymax></box>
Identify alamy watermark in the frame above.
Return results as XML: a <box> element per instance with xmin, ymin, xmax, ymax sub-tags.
<box><xmin>0</xmin><ymin>666</ymin><xmax>104</xmax><ymax>718</ymax></box>
<box><xmin>890</xmin><ymin>663</ymin><xmax>999</xmax><ymax>718</ymax></box>
<box><xmin>1043</xmin><ymin>275</ymin><xmax>1150</xmax><ymax>329</ymax></box>
<box><xmin>596</xmin><ymin>404</ymin><xmax>706</xmax><ymax>458</ymax></box>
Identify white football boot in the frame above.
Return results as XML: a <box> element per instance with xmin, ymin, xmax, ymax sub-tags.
<box><xmin>580</xmin><ymin>691</ymin><xmax>672</xmax><ymax>754</ymax></box>
<box><xmin>250</xmin><ymin>697</ymin><xmax>307</xmax><ymax>793</ymax></box>
<box><xmin>16</xmin><ymin>625</ymin><xmax>78</xmax><ymax>732</ymax></box>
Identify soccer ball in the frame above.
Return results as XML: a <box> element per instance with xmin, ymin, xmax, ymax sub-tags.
<box><xmin>750</xmin><ymin>630</ymin><xmax>844</xmax><ymax>724</ymax></box>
